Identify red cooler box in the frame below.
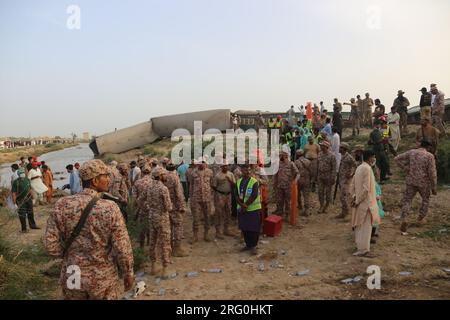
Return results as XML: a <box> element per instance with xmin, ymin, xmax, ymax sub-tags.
<box><xmin>263</xmin><ymin>215</ymin><xmax>283</xmax><ymax>237</ymax></box>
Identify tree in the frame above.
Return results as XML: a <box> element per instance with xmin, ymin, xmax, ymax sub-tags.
<box><xmin>71</xmin><ymin>133</ymin><xmax>77</xmax><ymax>144</ymax></box>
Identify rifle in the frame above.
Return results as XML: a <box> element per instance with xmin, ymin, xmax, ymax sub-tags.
<box><xmin>333</xmin><ymin>174</ymin><xmax>339</xmax><ymax>204</ymax></box>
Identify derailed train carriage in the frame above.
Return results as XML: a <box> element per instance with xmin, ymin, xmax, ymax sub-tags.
<box><xmin>407</xmin><ymin>98</ymin><xmax>450</xmax><ymax>124</ymax></box>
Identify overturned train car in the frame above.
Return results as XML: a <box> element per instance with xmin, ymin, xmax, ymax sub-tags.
<box><xmin>89</xmin><ymin>109</ymin><xmax>231</xmax><ymax>156</ymax></box>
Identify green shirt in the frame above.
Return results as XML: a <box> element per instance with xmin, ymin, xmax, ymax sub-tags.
<box><xmin>12</xmin><ymin>178</ymin><xmax>31</xmax><ymax>203</ymax></box>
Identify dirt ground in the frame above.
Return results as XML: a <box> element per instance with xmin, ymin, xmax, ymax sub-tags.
<box><xmin>1</xmin><ymin>127</ymin><xmax>450</xmax><ymax>300</ymax></box>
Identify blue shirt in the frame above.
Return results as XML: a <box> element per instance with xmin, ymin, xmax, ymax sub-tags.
<box><xmin>177</xmin><ymin>163</ymin><xmax>189</xmax><ymax>183</ymax></box>
<box><xmin>69</xmin><ymin>170</ymin><xmax>82</xmax><ymax>195</ymax></box>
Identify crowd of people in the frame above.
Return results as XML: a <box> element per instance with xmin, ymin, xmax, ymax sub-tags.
<box><xmin>4</xmin><ymin>83</ymin><xmax>445</xmax><ymax>300</ymax></box>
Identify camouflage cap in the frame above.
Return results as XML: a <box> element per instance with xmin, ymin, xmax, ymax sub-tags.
<box><xmin>141</xmin><ymin>164</ymin><xmax>152</xmax><ymax>174</ymax></box>
<box><xmin>151</xmin><ymin>167</ymin><xmax>165</xmax><ymax>178</ymax></box>
<box><xmin>296</xmin><ymin>149</ymin><xmax>304</xmax><ymax>155</ymax></box>
<box><xmin>354</xmin><ymin>144</ymin><xmax>365</xmax><ymax>151</ymax></box>
<box><xmin>319</xmin><ymin>140</ymin><xmax>330</xmax><ymax>148</ymax></box>
<box><xmin>117</xmin><ymin>163</ymin><xmax>129</xmax><ymax>172</ymax></box>
<box><xmin>79</xmin><ymin>160</ymin><xmax>110</xmax><ymax>181</ymax></box>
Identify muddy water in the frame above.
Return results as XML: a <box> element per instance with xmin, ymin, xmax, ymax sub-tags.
<box><xmin>0</xmin><ymin>143</ymin><xmax>93</xmax><ymax>189</ymax></box>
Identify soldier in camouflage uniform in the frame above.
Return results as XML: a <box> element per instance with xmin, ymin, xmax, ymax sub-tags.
<box><xmin>273</xmin><ymin>150</ymin><xmax>299</xmax><ymax>218</ymax></box>
<box><xmin>317</xmin><ymin>141</ymin><xmax>336</xmax><ymax>214</ymax></box>
<box><xmin>395</xmin><ymin>140</ymin><xmax>437</xmax><ymax>232</ymax></box>
<box><xmin>164</xmin><ymin>162</ymin><xmax>189</xmax><ymax>257</ymax></box>
<box><xmin>336</xmin><ymin>142</ymin><xmax>357</xmax><ymax>219</ymax></box>
<box><xmin>294</xmin><ymin>150</ymin><xmax>312</xmax><ymax>216</ymax></box>
<box><xmin>212</xmin><ymin>161</ymin><xmax>236</xmax><ymax>239</ymax></box>
<box><xmin>190</xmin><ymin>157</ymin><xmax>214</xmax><ymax>243</ymax></box>
<box><xmin>45</xmin><ymin>160</ymin><xmax>134</xmax><ymax>300</ymax></box>
<box><xmin>146</xmin><ymin>167</ymin><xmax>174</xmax><ymax>278</ymax></box>
<box><xmin>110</xmin><ymin>163</ymin><xmax>129</xmax><ymax>221</ymax></box>
<box><xmin>132</xmin><ymin>164</ymin><xmax>153</xmax><ymax>248</ymax></box>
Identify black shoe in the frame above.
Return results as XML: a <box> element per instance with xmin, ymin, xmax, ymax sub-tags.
<box><xmin>370</xmin><ymin>238</ymin><xmax>376</xmax><ymax>244</ymax></box>
<box><xmin>30</xmin><ymin>226</ymin><xmax>41</xmax><ymax>230</ymax></box>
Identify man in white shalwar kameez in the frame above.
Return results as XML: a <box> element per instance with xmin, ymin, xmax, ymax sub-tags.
<box><xmin>350</xmin><ymin>150</ymin><xmax>380</xmax><ymax>257</ymax></box>
<box><xmin>387</xmin><ymin>106</ymin><xmax>401</xmax><ymax>151</ymax></box>
<box><xmin>28</xmin><ymin>162</ymin><xmax>48</xmax><ymax>205</ymax></box>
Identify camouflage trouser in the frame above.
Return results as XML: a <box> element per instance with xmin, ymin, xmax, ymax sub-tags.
<box><xmin>339</xmin><ymin>178</ymin><xmax>352</xmax><ymax>215</ymax></box>
<box><xmin>432</xmin><ymin>114</ymin><xmax>446</xmax><ymax>137</ymax></box>
<box><xmin>297</xmin><ymin>182</ymin><xmax>311</xmax><ymax>215</ymax></box>
<box><xmin>365</xmin><ymin>110</ymin><xmax>373</xmax><ymax>127</ymax></box>
<box><xmin>276</xmin><ymin>186</ymin><xmax>291</xmax><ymax>216</ymax></box>
<box><xmin>149</xmin><ymin>214</ymin><xmax>172</xmax><ymax>267</ymax></box>
<box><xmin>62</xmin><ymin>284</ymin><xmax>119</xmax><ymax>300</ymax></box>
<box><xmin>351</xmin><ymin>113</ymin><xmax>360</xmax><ymax>135</ymax></box>
<box><xmin>136</xmin><ymin>208</ymin><xmax>150</xmax><ymax>247</ymax></box>
<box><xmin>191</xmin><ymin>200</ymin><xmax>211</xmax><ymax>233</ymax></box>
<box><xmin>214</xmin><ymin>192</ymin><xmax>231</xmax><ymax>231</ymax></box>
<box><xmin>170</xmin><ymin>209</ymin><xmax>184</xmax><ymax>244</ymax></box>
<box><xmin>399</xmin><ymin>111</ymin><xmax>408</xmax><ymax>136</ymax></box>
<box><xmin>318</xmin><ymin>177</ymin><xmax>333</xmax><ymax>207</ymax></box>
<box><xmin>401</xmin><ymin>184</ymin><xmax>431</xmax><ymax>220</ymax></box>
<box><xmin>308</xmin><ymin>158</ymin><xmax>318</xmax><ymax>187</ymax></box>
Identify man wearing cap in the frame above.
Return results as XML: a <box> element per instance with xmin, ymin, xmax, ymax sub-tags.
<box><xmin>387</xmin><ymin>106</ymin><xmax>401</xmax><ymax>152</ymax></box>
<box><xmin>235</xmin><ymin>164</ymin><xmax>262</xmax><ymax>255</ymax></box>
<box><xmin>212</xmin><ymin>160</ymin><xmax>236</xmax><ymax>239</ymax></box>
<box><xmin>317</xmin><ymin>140</ymin><xmax>336</xmax><ymax>214</ymax></box>
<box><xmin>350</xmin><ymin>150</ymin><xmax>380</xmax><ymax>257</ymax></box>
<box><xmin>112</xmin><ymin>163</ymin><xmax>130</xmax><ymax>221</ymax></box>
<box><xmin>132</xmin><ymin>164</ymin><xmax>153</xmax><ymax>249</ymax></box>
<box><xmin>344</xmin><ymin>98</ymin><xmax>360</xmax><ymax>136</ymax></box>
<box><xmin>430</xmin><ymin>83</ymin><xmax>446</xmax><ymax>138</ymax></box>
<box><xmin>363</xmin><ymin>93</ymin><xmax>374</xmax><ymax>128</ymax></box>
<box><xmin>273</xmin><ymin>150</ymin><xmax>299</xmax><ymax>219</ymax></box>
<box><xmin>420</xmin><ymin>87</ymin><xmax>432</xmax><ymax>119</ymax></box>
<box><xmin>336</xmin><ymin>143</ymin><xmax>357</xmax><ymax>219</ymax></box>
<box><xmin>415</xmin><ymin>116</ymin><xmax>440</xmax><ymax>156</ymax></box>
<box><xmin>146</xmin><ymin>167</ymin><xmax>175</xmax><ymax>278</ymax></box>
<box><xmin>369</xmin><ymin>120</ymin><xmax>390</xmax><ymax>183</ymax></box>
<box><xmin>12</xmin><ymin>168</ymin><xmax>40</xmax><ymax>232</ymax></box>
<box><xmin>190</xmin><ymin>157</ymin><xmax>214</xmax><ymax>243</ymax></box>
<box><xmin>304</xmin><ymin>135</ymin><xmax>320</xmax><ymax>191</ymax></box>
<box><xmin>395</xmin><ymin>140</ymin><xmax>437</xmax><ymax>232</ymax></box>
<box><xmin>393</xmin><ymin>90</ymin><xmax>410</xmax><ymax>136</ymax></box>
<box><xmin>45</xmin><ymin>159</ymin><xmax>134</xmax><ymax>300</ymax></box>
<box><xmin>294</xmin><ymin>150</ymin><xmax>312</xmax><ymax>216</ymax></box>
<box><xmin>164</xmin><ymin>162</ymin><xmax>189</xmax><ymax>257</ymax></box>
<box><xmin>255</xmin><ymin>112</ymin><xmax>265</xmax><ymax>133</ymax></box>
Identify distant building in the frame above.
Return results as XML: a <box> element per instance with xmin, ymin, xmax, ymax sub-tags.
<box><xmin>82</xmin><ymin>132</ymin><xmax>90</xmax><ymax>141</ymax></box>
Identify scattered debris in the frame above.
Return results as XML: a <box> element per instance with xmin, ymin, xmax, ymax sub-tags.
<box><xmin>442</xmin><ymin>268</ymin><xmax>450</xmax><ymax>274</ymax></box>
<box><xmin>135</xmin><ymin>271</ymin><xmax>148</xmax><ymax>281</ymax></box>
<box><xmin>438</xmin><ymin>229</ymin><xmax>448</xmax><ymax>234</ymax></box>
<box><xmin>153</xmin><ymin>277</ymin><xmax>161</xmax><ymax>285</ymax></box>
<box><xmin>165</xmin><ymin>272</ymin><xmax>178</xmax><ymax>280</ymax></box>
<box><xmin>341</xmin><ymin>276</ymin><xmax>364</xmax><ymax>284</ymax></box>
<box><xmin>158</xmin><ymin>288</ymin><xmax>166</xmax><ymax>296</ymax></box>
<box><xmin>269</xmin><ymin>260</ymin><xmax>280</xmax><ymax>268</ymax></box>
<box><xmin>260</xmin><ymin>240</ymin><xmax>270</xmax><ymax>245</ymax></box>
<box><xmin>186</xmin><ymin>272</ymin><xmax>199</xmax><ymax>278</ymax></box>
<box><xmin>293</xmin><ymin>270</ymin><xmax>310</xmax><ymax>277</ymax></box>
<box><xmin>133</xmin><ymin>281</ymin><xmax>147</xmax><ymax>298</ymax></box>
<box><xmin>258</xmin><ymin>262</ymin><xmax>265</xmax><ymax>272</ymax></box>
<box><xmin>280</xmin><ymin>250</ymin><xmax>287</xmax><ymax>256</ymax></box>
<box><xmin>399</xmin><ymin>271</ymin><xmax>413</xmax><ymax>276</ymax></box>
<box><xmin>201</xmin><ymin>268</ymin><xmax>223</xmax><ymax>273</ymax></box>
<box><xmin>257</xmin><ymin>250</ymin><xmax>278</xmax><ymax>261</ymax></box>
<box><xmin>401</xmin><ymin>232</ymin><xmax>409</xmax><ymax>236</ymax></box>
<box><xmin>239</xmin><ymin>259</ymin><xmax>248</xmax><ymax>264</ymax></box>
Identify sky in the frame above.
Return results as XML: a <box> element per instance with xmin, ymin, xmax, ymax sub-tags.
<box><xmin>1</xmin><ymin>0</ymin><xmax>450</xmax><ymax>138</ymax></box>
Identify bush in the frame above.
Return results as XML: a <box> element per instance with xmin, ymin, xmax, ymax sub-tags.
<box><xmin>45</xmin><ymin>143</ymin><xmax>56</xmax><ymax>148</ymax></box>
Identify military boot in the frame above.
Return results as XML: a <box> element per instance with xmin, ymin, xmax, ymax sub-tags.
<box><xmin>204</xmin><ymin>230</ymin><xmax>212</xmax><ymax>242</ymax></box>
<box><xmin>161</xmin><ymin>266</ymin><xmax>176</xmax><ymax>279</ymax></box>
<box><xmin>223</xmin><ymin>227</ymin><xmax>236</xmax><ymax>237</ymax></box>
<box><xmin>150</xmin><ymin>262</ymin><xmax>161</xmax><ymax>276</ymax></box>
<box><xmin>215</xmin><ymin>229</ymin><xmax>224</xmax><ymax>240</ymax></box>
<box><xmin>172</xmin><ymin>242</ymin><xmax>189</xmax><ymax>257</ymax></box>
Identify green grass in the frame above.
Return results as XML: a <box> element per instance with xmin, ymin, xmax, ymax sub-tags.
<box><xmin>0</xmin><ymin>234</ymin><xmax>58</xmax><ymax>300</ymax></box>
<box><xmin>417</xmin><ymin>224</ymin><xmax>450</xmax><ymax>241</ymax></box>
